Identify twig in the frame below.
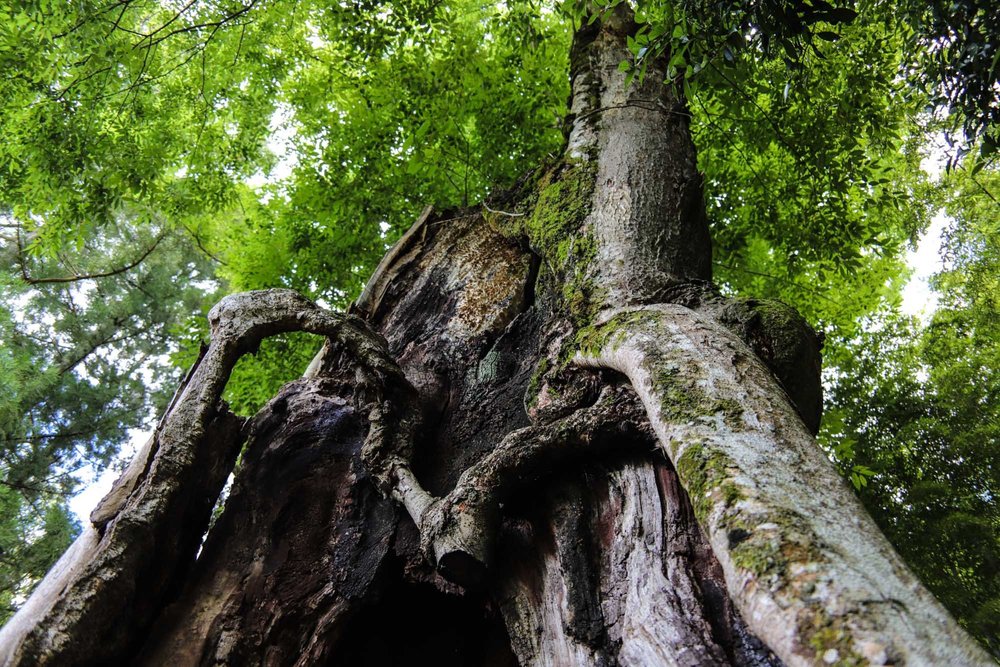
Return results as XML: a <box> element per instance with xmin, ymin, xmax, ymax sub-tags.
<box><xmin>482</xmin><ymin>201</ymin><xmax>525</xmax><ymax>217</ymax></box>
<box><xmin>18</xmin><ymin>234</ymin><xmax>163</xmax><ymax>285</ymax></box>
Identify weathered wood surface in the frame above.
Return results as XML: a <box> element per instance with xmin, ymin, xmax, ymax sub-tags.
<box><xmin>0</xmin><ymin>5</ymin><xmax>990</xmax><ymax>666</ymax></box>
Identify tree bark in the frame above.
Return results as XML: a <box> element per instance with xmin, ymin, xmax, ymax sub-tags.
<box><xmin>0</xmin><ymin>7</ymin><xmax>991</xmax><ymax>667</ymax></box>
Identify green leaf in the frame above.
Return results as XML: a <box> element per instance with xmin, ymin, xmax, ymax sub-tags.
<box><xmin>825</xmin><ymin>7</ymin><xmax>859</xmax><ymax>24</ymax></box>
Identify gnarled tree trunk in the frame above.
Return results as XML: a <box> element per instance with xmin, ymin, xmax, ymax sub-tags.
<box><xmin>0</xmin><ymin>8</ymin><xmax>991</xmax><ymax>667</ymax></box>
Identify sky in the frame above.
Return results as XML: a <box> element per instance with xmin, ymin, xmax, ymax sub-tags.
<box><xmin>898</xmin><ymin>144</ymin><xmax>951</xmax><ymax>320</ymax></box>
<box><xmin>69</xmin><ymin>431</ymin><xmax>143</xmax><ymax>524</ymax></box>
<box><xmin>900</xmin><ymin>210</ymin><xmax>947</xmax><ymax>320</ymax></box>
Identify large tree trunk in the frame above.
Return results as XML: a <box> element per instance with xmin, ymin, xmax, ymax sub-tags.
<box><xmin>0</xmin><ymin>8</ymin><xmax>991</xmax><ymax>666</ymax></box>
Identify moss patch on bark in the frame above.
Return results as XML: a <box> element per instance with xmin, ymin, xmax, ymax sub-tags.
<box><xmin>675</xmin><ymin>442</ymin><xmax>745</xmax><ymax>524</ymax></box>
<box><xmin>486</xmin><ymin>159</ymin><xmax>603</xmax><ymax>326</ymax></box>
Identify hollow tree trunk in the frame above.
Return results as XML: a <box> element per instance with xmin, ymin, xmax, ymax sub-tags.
<box><xmin>0</xmin><ymin>7</ymin><xmax>991</xmax><ymax>667</ymax></box>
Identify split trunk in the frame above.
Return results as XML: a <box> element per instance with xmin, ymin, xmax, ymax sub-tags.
<box><xmin>0</xmin><ymin>9</ymin><xmax>990</xmax><ymax>667</ymax></box>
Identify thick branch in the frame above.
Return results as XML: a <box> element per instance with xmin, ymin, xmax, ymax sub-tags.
<box><xmin>573</xmin><ymin>305</ymin><xmax>992</xmax><ymax>667</ymax></box>
<box><xmin>411</xmin><ymin>384</ymin><xmax>650</xmax><ymax>587</ymax></box>
<box><xmin>0</xmin><ymin>289</ymin><xmax>422</xmax><ymax>667</ymax></box>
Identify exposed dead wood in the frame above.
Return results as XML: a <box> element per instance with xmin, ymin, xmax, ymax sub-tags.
<box><xmin>1</xmin><ymin>4</ymin><xmax>989</xmax><ymax>666</ymax></box>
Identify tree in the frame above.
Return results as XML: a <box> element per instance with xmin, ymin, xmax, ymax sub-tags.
<box><xmin>822</xmin><ymin>166</ymin><xmax>1000</xmax><ymax>652</ymax></box>
<box><xmin>0</xmin><ymin>0</ymin><xmax>996</xmax><ymax>665</ymax></box>
<box><xmin>0</xmin><ymin>214</ymin><xmax>217</xmax><ymax>620</ymax></box>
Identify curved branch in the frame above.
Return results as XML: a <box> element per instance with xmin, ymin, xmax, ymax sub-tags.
<box><xmin>412</xmin><ymin>384</ymin><xmax>651</xmax><ymax>587</ymax></box>
<box><xmin>0</xmin><ymin>289</ymin><xmax>423</xmax><ymax>667</ymax></box>
<box><xmin>572</xmin><ymin>305</ymin><xmax>992</xmax><ymax>667</ymax></box>
<box><xmin>17</xmin><ymin>234</ymin><xmax>163</xmax><ymax>285</ymax></box>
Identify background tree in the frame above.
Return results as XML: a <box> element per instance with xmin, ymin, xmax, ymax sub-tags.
<box><xmin>0</xmin><ymin>214</ymin><xmax>216</xmax><ymax>619</ymax></box>
<box><xmin>823</xmin><ymin>166</ymin><xmax>1000</xmax><ymax>652</ymax></box>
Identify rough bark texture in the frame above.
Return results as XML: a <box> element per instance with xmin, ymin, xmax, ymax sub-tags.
<box><xmin>1</xmin><ymin>6</ymin><xmax>992</xmax><ymax>667</ymax></box>
<box><xmin>565</xmin><ymin>8</ymin><xmax>712</xmax><ymax>306</ymax></box>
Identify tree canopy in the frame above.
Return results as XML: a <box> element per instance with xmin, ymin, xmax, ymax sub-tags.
<box><xmin>0</xmin><ymin>0</ymin><xmax>997</xmax><ymax>651</ymax></box>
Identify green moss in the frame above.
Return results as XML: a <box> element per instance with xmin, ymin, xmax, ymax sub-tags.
<box><xmin>721</xmin><ymin>479</ymin><xmax>743</xmax><ymax>506</ymax></box>
<box><xmin>525</xmin><ymin>160</ymin><xmax>596</xmax><ymax>260</ymax></box>
<box><xmin>728</xmin><ymin>531</ymin><xmax>782</xmax><ymax>577</ymax></box>
<box><xmin>525</xmin><ymin>357</ymin><xmax>550</xmax><ymax>409</ymax></box>
<box><xmin>646</xmin><ymin>353</ymin><xmax>746</xmax><ymax>431</ymax></box>
<box><xmin>484</xmin><ymin>160</ymin><xmax>605</xmax><ymax>327</ymax></box>
<box><xmin>676</xmin><ymin>441</ymin><xmax>828</xmax><ymax>584</ymax></box>
<box><xmin>675</xmin><ymin>443</ymin><xmax>745</xmax><ymax>524</ymax></box>
<box><xmin>711</xmin><ymin>397</ymin><xmax>746</xmax><ymax>430</ymax></box>
<box><xmin>573</xmin><ymin>315</ymin><xmax>747</xmax><ymax>429</ymax></box>
<box><xmin>726</xmin><ymin>507</ymin><xmax>827</xmax><ymax>585</ymax></box>
<box><xmin>572</xmin><ymin>310</ymin><xmax>656</xmax><ymax>360</ymax></box>
<box><xmin>676</xmin><ymin>422</ymin><xmax>864</xmax><ymax>666</ymax></box>
<box><xmin>656</xmin><ymin>365</ymin><xmax>709</xmax><ymax>422</ymax></box>
<box><xmin>528</xmin><ymin>160</ymin><xmax>606</xmax><ymax>324</ymax></box>
<box><xmin>559</xmin><ymin>233</ymin><xmax>606</xmax><ymax>325</ymax></box>
<box><xmin>553</xmin><ymin>225</ymin><xmax>596</xmax><ymax>267</ymax></box>
<box><xmin>805</xmin><ymin>621</ymin><xmax>866</xmax><ymax>666</ymax></box>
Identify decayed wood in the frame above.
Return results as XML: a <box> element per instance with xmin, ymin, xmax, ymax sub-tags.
<box><xmin>418</xmin><ymin>384</ymin><xmax>650</xmax><ymax>586</ymax></box>
<box><xmin>0</xmin><ymin>290</ymin><xmax>424</xmax><ymax>666</ymax></box>
<box><xmin>4</xmin><ymin>206</ymin><xmax>985</xmax><ymax>665</ymax></box>
<box><xmin>2</xmin><ymin>5</ymin><xmax>991</xmax><ymax>666</ymax></box>
<box><xmin>136</xmin><ymin>378</ymin><xmax>395</xmax><ymax>666</ymax></box>
<box><xmin>0</xmin><ymin>313</ymin><xmax>248</xmax><ymax>666</ymax></box>
<box><xmin>354</xmin><ymin>204</ymin><xmax>435</xmax><ymax>320</ymax></box>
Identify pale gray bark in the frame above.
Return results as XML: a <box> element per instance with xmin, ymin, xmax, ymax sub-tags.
<box><xmin>575</xmin><ymin>305</ymin><xmax>991</xmax><ymax>666</ymax></box>
<box><xmin>568</xmin><ymin>7</ymin><xmax>712</xmax><ymax>307</ymax></box>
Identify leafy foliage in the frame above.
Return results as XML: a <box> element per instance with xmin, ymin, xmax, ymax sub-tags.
<box><xmin>2</xmin><ymin>0</ymin><xmax>572</xmax><ymax>410</ymax></box>
<box><xmin>608</xmin><ymin>0</ymin><xmax>998</xmax><ymax>160</ymax></box>
<box><xmin>225</xmin><ymin>0</ymin><xmax>570</xmax><ymax>303</ymax></box>
<box><xmin>623</xmin><ymin>0</ymin><xmax>862</xmax><ymax>80</ymax></box>
<box><xmin>822</xmin><ymin>167</ymin><xmax>1000</xmax><ymax>650</ymax></box>
<box><xmin>565</xmin><ymin>1</ymin><xmax>945</xmax><ymax>337</ymax></box>
<box><xmin>0</xmin><ymin>0</ymin><xmax>279</xmax><ymax>248</ymax></box>
<box><xmin>898</xmin><ymin>0</ymin><xmax>1000</xmax><ymax>162</ymax></box>
<box><xmin>173</xmin><ymin>0</ymin><xmax>571</xmax><ymax>412</ymax></box>
<box><xmin>0</xmin><ymin>490</ymin><xmax>78</xmax><ymax>620</ymax></box>
<box><xmin>686</xmin><ymin>9</ymin><xmax>936</xmax><ymax>336</ymax></box>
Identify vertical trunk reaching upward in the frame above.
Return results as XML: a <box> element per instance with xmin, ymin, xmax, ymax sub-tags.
<box><xmin>0</xmin><ymin>7</ymin><xmax>992</xmax><ymax>667</ymax></box>
<box><xmin>565</xmin><ymin>7</ymin><xmax>712</xmax><ymax>306</ymax></box>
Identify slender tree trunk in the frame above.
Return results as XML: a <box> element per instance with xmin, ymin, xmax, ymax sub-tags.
<box><xmin>0</xmin><ymin>8</ymin><xmax>991</xmax><ymax>666</ymax></box>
